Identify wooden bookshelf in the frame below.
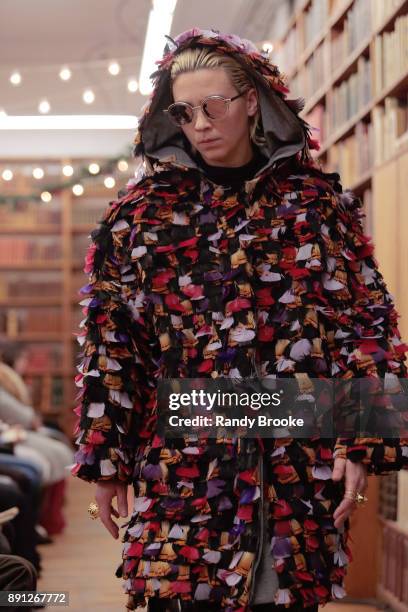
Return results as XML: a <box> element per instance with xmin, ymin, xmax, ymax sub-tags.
<box><xmin>0</xmin><ymin>157</ymin><xmax>135</xmax><ymax>428</ymax></box>
<box><xmin>274</xmin><ymin>0</ymin><xmax>408</xmax><ymax>603</ymax></box>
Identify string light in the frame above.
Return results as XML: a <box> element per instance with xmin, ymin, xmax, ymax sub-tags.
<box><xmin>117</xmin><ymin>159</ymin><xmax>128</xmax><ymax>172</ymax></box>
<box><xmin>104</xmin><ymin>176</ymin><xmax>115</xmax><ymax>189</ymax></box>
<box><xmin>127</xmin><ymin>79</ymin><xmax>138</xmax><ymax>93</ymax></box>
<box><xmin>88</xmin><ymin>163</ymin><xmax>100</xmax><ymax>175</ymax></box>
<box><xmin>108</xmin><ymin>61</ymin><xmax>121</xmax><ymax>76</ymax></box>
<box><xmin>83</xmin><ymin>89</ymin><xmax>95</xmax><ymax>104</ymax></box>
<box><xmin>38</xmin><ymin>99</ymin><xmax>51</xmax><ymax>114</ymax></box>
<box><xmin>41</xmin><ymin>191</ymin><xmax>52</xmax><ymax>202</ymax></box>
<box><xmin>2</xmin><ymin>169</ymin><xmax>13</xmax><ymax>181</ymax></box>
<box><xmin>62</xmin><ymin>165</ymin><xmax>74</xmax><ymax>177</ymax></box>
<box><xmin>72</xmin><ymin>184</ymin><xmax>84</xmax><ymax>196</ymax></box>
<box><xmin>10</xmin><ymin>72</ymin><xmax>22</xmax><ymax>86</ymax></box>
<box><xmin>262</xmin><ymin>41</ymin><xmax>274</xmax><ymax>54</ymax></box>
<box><xmin>59</xmin><ymin>67</ymin><xmax>72</xmax><ymax>81</ymax></box>
<box><xmin>32</xmin><ymin>167</ymin><xmax>44</xmax><ymax>179</ymax></box>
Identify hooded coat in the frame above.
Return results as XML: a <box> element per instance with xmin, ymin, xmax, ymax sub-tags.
<box><xmin>71</xmin><ymin>28</ymin><xmax>408</xmax><ymax>611</ymax></box>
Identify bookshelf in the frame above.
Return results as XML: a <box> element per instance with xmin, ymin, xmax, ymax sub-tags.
<box><xmin>0</xmin><ymin>157</ymin><xmax>136</xmax><ymax>431</ymax></box>
<box><xmin>274</xmin><ymin>0</ymin><xmax>408</xmax><ymax>604</ymax></box>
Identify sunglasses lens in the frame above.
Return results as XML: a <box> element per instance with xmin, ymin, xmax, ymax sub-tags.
<box><xmin>203</xmin><ymin>97</ymin><xmax>228</xmax><ymax>119</ymax></box>
<box><xmin>167</xmin><ymin>104</ymin><xmax>193</xmax><ymax>126</ymax></box>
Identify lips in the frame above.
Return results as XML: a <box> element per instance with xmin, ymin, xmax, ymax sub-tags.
<box><xmin>198</xmin><ymin>138</ymin><xmax>219</xmax><ymax>145</ymax></box>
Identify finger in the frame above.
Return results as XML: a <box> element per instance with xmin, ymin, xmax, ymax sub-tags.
<box><xmin>331</xmin><ymin>457</ymin><xmax>346</xmax><ymax>481</ymax></box>
<box><xmin>111</xmin><ymin>505</ymin><xmax>120</xmax><ymax>518</ymax></box>
<box><xmin>333</xmin><ymin>499</ymin><xmax>356</xmax><ymax>529</ymax></box>
<box><xmin>116</xmin><ymin>484</ymin><xmax>129</xmax><ymax>518</ymax></box>
<box><xmin>99</xmin><ymin>509</ymin><xmax>119</xmax><ymax>539</ymax></box>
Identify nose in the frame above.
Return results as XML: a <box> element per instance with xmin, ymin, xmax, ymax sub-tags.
<box><xmin>193</xmin><ymin>107</ymin><xmax>212</xmax><ymax>131</ymax></box>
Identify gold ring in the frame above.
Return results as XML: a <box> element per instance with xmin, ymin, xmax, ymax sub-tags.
<box><xmin>343</xmin><ymin>490</ymin><xmax>368</xmax><ymax>505</ymax></box>
<box><xmin>88</xmin><ymin>501</ymin><xmax>100</xmax><ymax>519</ymax></box>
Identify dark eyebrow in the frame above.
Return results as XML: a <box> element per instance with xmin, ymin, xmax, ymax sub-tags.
<box><xmin>172</xmin><ymin>94</ymin><xmax>229</xmax><ymax>105</ymax></box>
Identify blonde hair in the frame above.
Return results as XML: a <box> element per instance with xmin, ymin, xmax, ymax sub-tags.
<box><xmin>169</xmin><ymin>47</ymin><xmax>267</xmax><ymax>148</ymax></box>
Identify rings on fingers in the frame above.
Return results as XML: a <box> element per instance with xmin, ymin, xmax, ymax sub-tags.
<box><xmin>88</xmin><ymin>501</ymin><xmax>100</xmax><ymax>519</ymax></box>
<box><xmin>344</xmin><ymin>489</ymin><xmax>368</xmax><ymax>505</ymax></box>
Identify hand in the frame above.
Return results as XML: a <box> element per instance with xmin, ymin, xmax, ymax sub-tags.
<box><xmin>332</xmin><ymin>457</ymin><xmax>368</xmax><ymax>529</ymax></box>
<box><xmin>95</xmin><ymin>480</ymin><xmax>129</xmax><ymax>539</ymax></box>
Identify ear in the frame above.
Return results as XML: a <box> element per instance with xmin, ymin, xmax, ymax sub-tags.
<box><xmin>246</xmin><ymin>87</ymin><xmax>258</xmax><ymax>117</ymax></box>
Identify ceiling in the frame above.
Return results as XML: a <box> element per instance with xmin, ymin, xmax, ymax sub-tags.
<box><xmin>0</xmin><ymin>0</ymin><xmax>286</xmax><ymax>157</ymax></box>
<box><xmin>0</xmin><ymin>0</ymin><xmax>286</xmax><ymax>116</ymax></box>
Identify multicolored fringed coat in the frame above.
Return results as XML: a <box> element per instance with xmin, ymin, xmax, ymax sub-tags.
<box><xmin>71</xmin><ymin>27</ymin><xmax>408</xmax><ymax>611</ymax></box>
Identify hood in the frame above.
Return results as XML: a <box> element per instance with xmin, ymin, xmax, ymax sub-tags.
<box><xmin>133</xmin><ymin>28</ymin><xmax>320</xmax><ymax>175</ymax></box>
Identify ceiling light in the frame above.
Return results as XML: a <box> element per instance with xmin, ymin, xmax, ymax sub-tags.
<box><xmin>10</xmin><ymin>72</ymin><xmax>22</xmax><ymax>86</ymax></box>
<box><xmin>72</xmin><ymin>184</ymin><xmax>84</xmax><ymax>196</ymax></box>
<box><xmin>262</xmin><ymin>41</ymin><xmax>274</xmax><ymax>53</ymax></box>
<box><xmin>139</xmin><ymin>0</ymin><xmax>177</xmax><ymax>96</ymax></box>
<box><xmin>2</xmin><ymin>169</ymin><xmax>13</xmax><ymax>181</ymax></box>
<box><xmin>127</xmin><ymin>79</ymin><xmax>138</xmax><ymax>93</ymax></box>
<box><xmin>33</xmin><ymin>167</ymin><xmax>44</xmax><ymax>179</ymax></box>
<box><xmin>88</xmin><ymin>163</ymin><xmax>100</xmax><ymax>174</ymax></box>
<box><xmin>117</xmin><ymin>159</ymin><xmax>128</xmax><ymax>172</ymax></box>
<box><xmin>108</xmin><ymin>61</ymin><xmax>121</xmax><ymax>76</ymax></box>
<box><xmin>62</xmin><ymin>164</ymin><xmax>74</xmax><ymax>177</ymax></box>
<box><xmin>104</xmin><ymin>176</ymin><xmax>115</xmax><ymax>189</ymax></box>
<box><xmin>41</xmin><ymin>191</ymin><xmax>52</xmax><ymax>202</ymax></box>
<box><xmin>59</xmin><ymin>67</ymin><xmax>72</xmax><ymax>81</ymax></box>
<box><xmin>83</xmin><ymin>89</ymin><xmax>95</xmax><ymax>104</ymax></box>
<box><xmin>38</xmin><ymin>99</ymin><xmax>51</xmax><ymax>114</ymax></box>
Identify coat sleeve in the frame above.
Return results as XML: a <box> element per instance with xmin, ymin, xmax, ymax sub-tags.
<box><xmin>71</xmin><ymin>186</ymin><xmax>158</xmax><ymax>484</ymax></box>
<box><xmin>254</xmin><ymin>168</ymin><xmax>408</xmax><ymax>476</ymax></box>
<box><xmin>325</xmin><ymin>181</ymin><xmax>408</xmax><ymax>474</ymax></box>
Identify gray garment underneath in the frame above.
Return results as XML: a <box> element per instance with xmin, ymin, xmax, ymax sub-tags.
<box><xmin>251</xmin><ymin>469</ymin><xmax>279</xmax><ymax>605</ymax></box>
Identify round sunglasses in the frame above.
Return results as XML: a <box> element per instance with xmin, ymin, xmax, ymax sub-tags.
<box><xmin>163</xmin><ymin>92</ymin><xmax>245</xmax><ymax>127</ymax></box>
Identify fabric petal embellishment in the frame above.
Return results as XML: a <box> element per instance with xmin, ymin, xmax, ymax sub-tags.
<box><xmin>100</xmin><ymin>459</ymin><xmax>117</xmax><ymax>476</ymax></box>
<box><xmin>86</xmin><ymin>402</ymin><xmax>105</xmax><ymax>418</ymax></box>
<box><xmin>289</xmin><ymin>339</ymin><xmax>312</xmax><ymax>361</ymax></box>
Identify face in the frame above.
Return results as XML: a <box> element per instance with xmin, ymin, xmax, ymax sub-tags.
<box><xmin>171</xmin><ymin>67</ymin><xmax>258</xmax><ymax>167</ymax></box>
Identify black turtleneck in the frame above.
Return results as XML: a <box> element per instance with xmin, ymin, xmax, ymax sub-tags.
<box><xmin>194</xmin><ymin>146</ymin><xmax>269</xmax><ymax>189</ymax></box>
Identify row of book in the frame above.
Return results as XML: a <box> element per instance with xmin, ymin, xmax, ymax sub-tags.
<box><xmin>372</xmin><ymin>14</ymin><xmax>408</xmax><ymax>96</ymax></box>
<box><xmin>0</xmin><ymin>201</ymin><xmax>61</xmax><ymax>226</ymax></box>
<box><xmin>372</xmin><ymin>95</ymin><xmax>408</xmax><ymax>164</ymax></box>
<box><xmin>0</xmin><ymin>272</ymin><xmax>62</xmax><ymax>300</ymax></box>
<box><xmin>305</xmin><ymin>103</ymin><xmax>327</xmax><ymax>147</ymax></box>
<box><xmin>331</xmin><ymin>0</ymin><xmax>371</xmax><ymax>71</ymax></box>
<box><xmin>72</xmin><ymin>197</ymin><xmax>104</xmax><ymax>225</ymax></box>
<box><xmin>26</xmin><ymin>375</ymin><xmax>65</xmax><ymax>412</ymax></box>
<box><xmin>326</xmin><ymin>120</ymin><xmax>374</xmax><ymax>184</ymax></box>
<box><xmin>0</xmin><ymin>238</ymin><xmax>62</xmax><ymax>263</ymax></box>
<box><xmin>304</xmin><ymin>0</ymin><xmax>329</xmax><ymax>49</ymax></box>
<box><xmin>290</xmin><ymin>39</ymin><xmax>328</xmax><ymax>103</ymax></box>
<box><xmin>0</xmin><ymin>308</ymin><xmax>63</xmax><ymax>335</ymax></box>
<box><xmin>327</xmin><ymin>56</ymin><xmax>372</xmax><ymax>132</ymax></box>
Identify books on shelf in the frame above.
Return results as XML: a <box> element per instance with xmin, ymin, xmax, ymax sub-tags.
<box><xmin>0</xmin><ymin>200</ymin><xmax>61</xmax><ymax>227</ymax></box>
<box><xmin>0</xmin><ymin>271</ymin><xmax>62</xmax><ymax>299</ymax></box>
<box><xmin>290</xmin><ymin>39</ymin><xmax>329</xmax><ymax>101</ymax></box>
<box><xmin>304</xmin><ymin>0</ymin><xmax>329</xmax><ymax>50</ymax></box>
<box><xmin>0</xmin><ymin>237</ymin><xmax>62</xmax><ymax>264</ymax></box>
<box><xmin>305</xmin><ymin>103</ymin><xmax>327</xmax><ymax>146</ymax></box>
<box><xmin>372</xmin><ymin>0</ymin><xmax>406</xmax><ymax>31</ymax></box>
<box><xmin>372</xmin><ymin>95</ymin><xmax>408</xmax><ymax>164</ymax></box>
<box><xmin>0</xmin><ymin>307</ymin><xmax>63</xmax><ymax>335</ymax></box>
<box><xmin>327</xmin><ymin>120</ymin><xmax>373</xmax><ymax>185</ymax></box>
<box><xmin>372</xmin><ymin>14</ymin><xmax>408</xmax><ymax>96</ymax></box>
<box><xmin>328</xmin><ymin>55</ymin><xmax>371</xmax><ymax>132</ymax></box>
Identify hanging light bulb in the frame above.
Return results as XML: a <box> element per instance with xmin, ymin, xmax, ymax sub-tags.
<box><xmin>127</xmin><ymin>78</ymin><xmax>138</xmax><ymax>93</ymax></box>
<box><xmin>41</xmin><ymin>191</ymin><xmax>52</xmax><ymax>203</ymax></box>
<box><xmin>59</xmin><ymin>66</ymin><xmax>72</xmax><ymax>81</ymax></box>
<box><xmin>72</xmin><ymin>184</ymin><xmax>84</xmax><ymax>196</ymax></box>
<box><xmin>108</xmin><ymin>61</ymin><xmax>121</xmax><ymax>76</ymax></box>
<box><xmin>104</xmin><ymin>176</ymin><xmax>115</xmax><ymax>189</ymax></box>
<box><xmin>32</xmin><ymin>167</ymin><xmax>44</xmax><ymax>179</ymax></box>
<box><xmin>10</xmin><ymin>72</ymin><xmax>22</xmax><ymax>86</ymax></box>
<box><xmin>117</xmin><ymin>159</ymin><xmax>128</xmax><ymax>172</ymax></box>
<box><xmin>38</xmin><ymin>99</ymin><xmax>51</xmax><ymax>114</ymax></box>
<box><xmin>2</xmin><ymin>169</ymin><xmax>13</xmax><ymax>181</ymax></box>
<box><xmin>88</xmin><ymin>163</ymin><xmax>100</xmax><ymax>175</ymax></box>
<box><xmin>62</xmin><ymin>164</ymin><xmax>74</xmax><ymax>177</ymax></box>
<box><xmin>83</xmin><ymin>89</ymin><xmax>95</xmax><ymax>104</ymax></box>
<box><xmin>262</xmin><ymin>41</ymin><xmax>274</xmax><ymax>54</ymax></box>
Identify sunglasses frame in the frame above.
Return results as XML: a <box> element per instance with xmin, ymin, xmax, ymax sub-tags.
<box><xmin>163</xmin><ymin>92</ymin><xmax>245</xmax><ymax>126</ymax></box>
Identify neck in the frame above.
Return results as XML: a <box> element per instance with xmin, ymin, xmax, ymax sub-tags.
<box><xmin>199</xmin><ymin>140</ymin><xmax>255</xmax><ymax>168</ymax></box>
